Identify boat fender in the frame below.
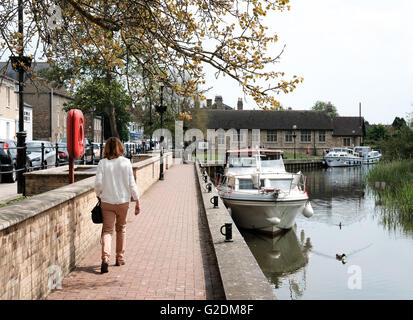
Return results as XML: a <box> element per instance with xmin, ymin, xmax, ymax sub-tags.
<box><xmin>266</xmin><ymin>217</ymin><xmax>281</xmax><ymax>225</ymax></box>
<box><xmin>302</xmin><ymin>201</ymin><xmax>314</xmax><ymax>218</ymax></box>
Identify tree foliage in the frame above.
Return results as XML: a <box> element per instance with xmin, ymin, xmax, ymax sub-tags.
<box><xmin>1</xmin><ymin>0</ymin><xmax>301</xmax><ymax>111</ymax></box>
<box><xmin>312</xmin><ymin>100</ymin><xmax>339</xmax><ymax>117</ymax></box>
<box><xmin>63</xmin><ymin>77</ymin><xmax>132</xmax><ymax>141</ymax></box>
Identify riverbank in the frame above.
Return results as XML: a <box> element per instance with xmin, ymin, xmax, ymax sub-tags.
<box><xmin>366</xmin><ymin>161</ymin><xmax>413</xmax><ymax>226</ymax></box>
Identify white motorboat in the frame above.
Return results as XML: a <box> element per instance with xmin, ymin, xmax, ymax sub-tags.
<box><xmin>217</xmin><ymin>148</ymin><xmax>313</xmax><ymax>236</ymax></box>
<box><xmin>323</xmin><ymin>148</ymin><xmax>362</xmax><ymax>167</ymax></box>
<box><xmin>353</xmin><ymin>146</ymin><xmax>382</xmax><ymax>164</ymax></box>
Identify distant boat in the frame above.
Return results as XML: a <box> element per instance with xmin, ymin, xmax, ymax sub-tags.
<box><xmin>217</xmin><ymin>148</ymin><xmax>313</xmax><ymax>237</ymax></box>
<box><xmin>323</xmin><ymin>148</ymin><xmax>362</xmax><ymax>167</ymax></box>
<box><xmin>353</xmin><ymin>146</ymin><xmax>382</xmax><ymax>164</ymax></box>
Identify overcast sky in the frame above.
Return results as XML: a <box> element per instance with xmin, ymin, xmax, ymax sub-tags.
<box><xmin>202</xmin><ymin>0</ymin><xmax>413</xmax><ymax>124</ymax></box>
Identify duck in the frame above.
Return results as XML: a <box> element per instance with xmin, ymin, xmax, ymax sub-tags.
<box><xmin>336</xmin><ymin>253</ymin><xmax>346</xmax><ymax>260</ymax></box>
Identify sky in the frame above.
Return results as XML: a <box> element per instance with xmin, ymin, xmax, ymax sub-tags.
<box><xmin>201</xmin><ymin>0</ymin><xmax>413</xmax><ymax>124</ymax></box>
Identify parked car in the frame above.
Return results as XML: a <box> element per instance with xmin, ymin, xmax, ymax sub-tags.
<box><xmin>57</xmin><ymin>143</ymin><xmax>69</xmax><ymax>164</ymax></box>
<box><xmin>84</xmin><ymin>138</ymin><xmax>93</xmax><ymax>164</ymax></box>
<box><xmin>92</xmin><ymin>142</ymin><xmax>101</xmax><ymax>163</ymax></box>
<box><xmin>26</xmin><ymin>140</ymin><xmax>57</xmax><ymax>170</ymax></box>
<box><xmin>59</xmin><ymin>137</ymin><xmax>93</xmax><ymax>164</ymax></box>
<box><xmin>0</xmin><ymin>139</ymin><xmax>17</xmax><ymax>183</ymax></box>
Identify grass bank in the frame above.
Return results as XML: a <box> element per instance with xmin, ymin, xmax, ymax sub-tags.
<box><xmin>366</xmin><ymin>161</ymin><xmax>413</xmax><ymax>227</ymax></box>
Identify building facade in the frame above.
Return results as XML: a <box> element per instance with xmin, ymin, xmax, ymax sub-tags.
<box><xmin>196</xmin><ymin>109</ymin><xmax>365</xmax><ymax>156</ymax></box>
<box><xmin>0</xmin><ymin>76</ymin><xmax>18</xmax><ymax>140</ymax></box>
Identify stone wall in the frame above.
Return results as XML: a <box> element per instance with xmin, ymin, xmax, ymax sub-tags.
<box><xmin>194</xmin><ymin>162</ymin><xmax>276</xmax><ymax>300</ymax></box>
<box><xmin>0</xmin><ymin>152</ymin><xmax>174</xmax><ymax>300</ymax></box>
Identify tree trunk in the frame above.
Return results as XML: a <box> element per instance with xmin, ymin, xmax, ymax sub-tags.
<box><xmin>108</xmin><ymin>101</ymin><xmax>119</xmax><ymax>138</ymax></box>
<box><xmin>105</xmin><ymin>67</ymin><xmax>119</xmax><ymax>138</ymax></box>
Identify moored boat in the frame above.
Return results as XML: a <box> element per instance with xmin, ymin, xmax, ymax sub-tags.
<box><xmin>323</xmin><ymin>148</ymin><xmax>362</xmax><ymax>167</ymax></box>
<box><xmin>353</xmin><ymin>146</ymin><xmax>382</xmax><ymax>164</ymax></box>
<box><xmin>217</xmin><ymin>148</ymin><xmax>313</xmax><ymax>236</ymax></box>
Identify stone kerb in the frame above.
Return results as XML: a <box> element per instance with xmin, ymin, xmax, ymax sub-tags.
<box><xmin>194</xmin><ymin>161</ymin><xmax>276</xmax><ymax>300</ymax></box>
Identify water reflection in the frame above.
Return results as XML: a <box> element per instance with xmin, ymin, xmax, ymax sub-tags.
<box><xmin>303</xmin><ymin>167</ymin><xmax>373</xmax><ymax>227</ymax></box>
<box><xmin>243</xmin><ymin>227</ymin><xmax>311</xmax><ymax>299</ymax></box>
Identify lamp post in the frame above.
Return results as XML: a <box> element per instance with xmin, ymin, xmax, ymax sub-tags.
<box><xmin>12</xmin><ymin>0</ymin><xmax>31</xmax><ymax>195</ymax></box>
<box><xmin>148</xmin><ymin>95</ymin><xmax>153</xmax><ymax>151</ymax></box>
<box><xmin>155</xmin><ymin>85</ymin><xmax>167</xmax><ymax>180</ymax></box>
<box><xmin>292</xmin><ymin>124</ymin><xmax>297</xmax><ymax>159</ymax></box>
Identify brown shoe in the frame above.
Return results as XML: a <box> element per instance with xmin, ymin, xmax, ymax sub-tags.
<box><xmin>101</xmin><ymin>262</ymin><xmax>109</xmax><ymax>274</ymax></box>
<box><xmin>115</xmin><ymin>259</ymin><xmax>125</xmax><ymax>266</ymax></box>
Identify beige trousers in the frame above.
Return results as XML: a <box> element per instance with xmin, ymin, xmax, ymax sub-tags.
<box><xmin>101</xmin><ymin>202</ymin><xmax>130</xmax><ymax>263</ymax></box>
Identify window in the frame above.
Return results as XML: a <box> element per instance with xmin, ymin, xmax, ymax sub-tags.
<box><xmin>319</xmin><ymin>130</ymin><xmax>326</xmax><ymax>142</ymax></box>
<box><xmin>343</xmin><ymin>137</ymin><xmax>351</xmax><ymax>146</ymax></box>
<box><xmin>233</xmin><ymin>130</ymin><xmax>244</xmax><ymax>142</ymax></box>
<box><xmin>217</xmin><ymin>132</ymin><xmax>225</xmax><ymax>145</ymax></box>
<box><xmin>238</xmin><ymin>179</ymin><xmax>255</xmax><ymax>190</ymax></box>
<box><xmin>301</xmin><ymin>130</ymin><xmax>311</xmax><ymax>142</ymax></box>
<box><xmin>24</xmin><ymin>111</ymin><xmax>31</xmax><ymax>122</ymax></box>
<box><xmin>266</xmin><ymin>130</ymin><xmax>277</xmax><ymax>142</ymax></box>
<box><xmin>6</xmin><ymin>87</ymin><xmax>10</xmax><ymax>107</ymax></box>
<box><xmin>285</xmin><ymin>130</ymin><xmax>293</xmax><ymax>142</ymax></box>
<box><xmin>269</xmin><ymin>179</ymin><xmax>292</xmax><ymax>190</ymax></box>
<box><xmin>252</xmin><ymin>129</ymin><xmax>260</xmax><ymax>145</ymax></box>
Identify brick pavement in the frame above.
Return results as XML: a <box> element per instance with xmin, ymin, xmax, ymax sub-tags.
<box><xmin>46</xmin><ymin>163</ymin><xmax>225</xmax><ymax>300</ymax></box>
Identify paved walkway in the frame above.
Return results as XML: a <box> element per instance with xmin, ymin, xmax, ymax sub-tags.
<box><xmin>46</xmin><ymin>163</ymin><xmax>225</xmax><ymax>300</ymax></box>
<box><xmin>0</xmin><ymin>181</ymin><xmax>21</xmax><ymax>205</ymax></box>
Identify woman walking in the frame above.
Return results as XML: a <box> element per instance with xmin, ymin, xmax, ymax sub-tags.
<box><xmin>94</xmin><ymin>137</ymin><xmax>140</xmax><ymax>274</ymax></box>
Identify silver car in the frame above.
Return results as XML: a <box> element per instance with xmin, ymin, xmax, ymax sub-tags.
<box><xmin>26</xmin><ymin>141</ymin><xmax>57</xmax><ymax>170</ymax></box>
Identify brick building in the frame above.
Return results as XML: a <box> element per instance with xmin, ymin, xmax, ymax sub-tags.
<box><xmin>193</xmin><ymin>108</ymin><xmax>365</xmax><ymax>156</ymax></box>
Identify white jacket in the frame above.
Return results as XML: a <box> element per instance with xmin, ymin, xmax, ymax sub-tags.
<box><xmin>94</xmin><ymin>156</ymin><xmax>139</xmax><ymax>204</ymax></box>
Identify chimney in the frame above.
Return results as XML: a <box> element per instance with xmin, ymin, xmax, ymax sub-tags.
<box><xmin>237</xmin><ymin>98</ymin><xmax>243</xmax><ymax>110</ymax></box>
<box><xmin>206</xmin><ymin>99</ymin><xmax>212</xmax><ymax>109</ymax></box>
<box><xmin>215</xmin><ymin>95</ymin><xmax>223</xmax><ymax>110</ymax></box>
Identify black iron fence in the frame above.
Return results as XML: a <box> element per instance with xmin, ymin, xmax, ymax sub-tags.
<box><xmin>0</xmin><ymin>142</ymin><xmax>144</xmax><ymax>182</ymax></box>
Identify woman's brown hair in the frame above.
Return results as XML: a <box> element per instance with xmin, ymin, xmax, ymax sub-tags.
<box><xmin>103</xmin><ymin>137</ymin><xmax>124</xmax><ymax>160</ymax></box>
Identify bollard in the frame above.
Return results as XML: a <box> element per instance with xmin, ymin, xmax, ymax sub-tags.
<box><xmin>220</xmin><ymin>223</ymin><xmax>233</xmax><ymax>242</ymax></box>
<box><xmin>203</xmin><ymin>175</ymin><xmax>208</xmax><ymax>183</ymax></box>
<box><xmin>206</xmin><ymin>183</ymin><xmax>212</xmax><ymax>193</ymax></box>
<box><xmin>41</xmin><ymin>143</ymin><xmax>45</xmax><ymax>170</ymax></box>
<box><xmin>210</xmin><ymin>195</ymin><xmax>219</xmax><ymax>208</ymax></box>
<box><xmin>55</xmin><ymin>143</ymin><xmax>59</xmax><ymax>167</ymax></box>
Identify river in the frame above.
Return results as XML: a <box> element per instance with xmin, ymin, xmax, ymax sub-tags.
<box><xmin>241</xmin><ymin>166</ymin><xmax>413</xmax><ymax>299</ymax></box>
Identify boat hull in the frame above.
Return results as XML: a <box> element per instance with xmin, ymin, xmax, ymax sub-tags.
<box><xmin>221</xmin><ymin>196</ymin><xmax>308</xmax><ymax>236</ymax></box>
<box><xmin>362</xmin><ymin>156</ymin><xmax>381</xmax><ymax>164</ymax></box>
<box><xmin>324</xmin><ymin>157</ymin><xmax>362</xmax><ymax>167</ymax></box>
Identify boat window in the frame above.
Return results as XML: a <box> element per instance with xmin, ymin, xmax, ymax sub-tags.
<box><xmin>269</xmin><ymin>179</ymin><xmax>292</xmax><ymax>190</ymax></box>
<box><xmin>261</xmin><ymin>159</ymin><xmax>285</xmax><ymax>171</ymax></box>
<box><xmin>238</xmin><ymin>179</ymin><xmax>255</xmax><ymax>190</ymax></box>
<box><xmin>228</xmin><ymin>157</ymin><xmax>256</xmax><ymax>167</ymax></box>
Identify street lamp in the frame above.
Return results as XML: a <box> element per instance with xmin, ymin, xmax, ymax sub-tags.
<box><xmin>155</xmin><ymin>85</ymin><xmax>167</xmax><ymax>180</ymax></box>
<box><xmin>292</xmin><ymin>124</ymin><xmax>297</xmax><ymax>159</ymax></box>
<box><xmin>148</xmin><ymin>96</ymin><xmax>153</xmax><ymax>151</ymax></box>
<box><xmin>11</xmin><ymin>0</ymin><xmax>31</xmax><ymax>195</ymax></box>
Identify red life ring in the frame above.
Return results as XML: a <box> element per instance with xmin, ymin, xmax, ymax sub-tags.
<box><xmin>67</xmin><ymin>109</ymin><xmax>85</xmax><ymax>159</ymax></box>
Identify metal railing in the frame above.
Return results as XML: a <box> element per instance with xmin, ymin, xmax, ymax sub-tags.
<box><xmin>0</xmin><ymin>142</ymin><xmax>145</xmax><ymax>179</ymax></box>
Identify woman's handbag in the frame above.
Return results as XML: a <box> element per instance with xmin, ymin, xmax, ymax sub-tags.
<box><xmin>91</xmin><ymin>199</ymin><xmax>103</xmax><ymax>224</ymax></box>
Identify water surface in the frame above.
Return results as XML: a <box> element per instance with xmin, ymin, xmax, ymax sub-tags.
<box><xmin>242</xmin><ymin>166</ymin><xmax>413</xmax><ymax>299</ymax></box>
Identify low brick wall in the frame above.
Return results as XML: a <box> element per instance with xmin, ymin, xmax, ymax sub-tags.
<box><xmin>24</xmin><ymin>165</ymin><xmax>96</xmax><ymax>196</ymax></box>
<box><xmin>194</xmin><ymin>162</ymin><xmax>276</xmax><ymax>300</ymax></box>
<box><xmin>24</xmin><ymin>153</ymin><xmax>174</xmax><ymax>197</ymax></box>
<box><xmin>0</xmin><ymin>153</ymin><xmax>173</xmax><ymax>300</ymax></box>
